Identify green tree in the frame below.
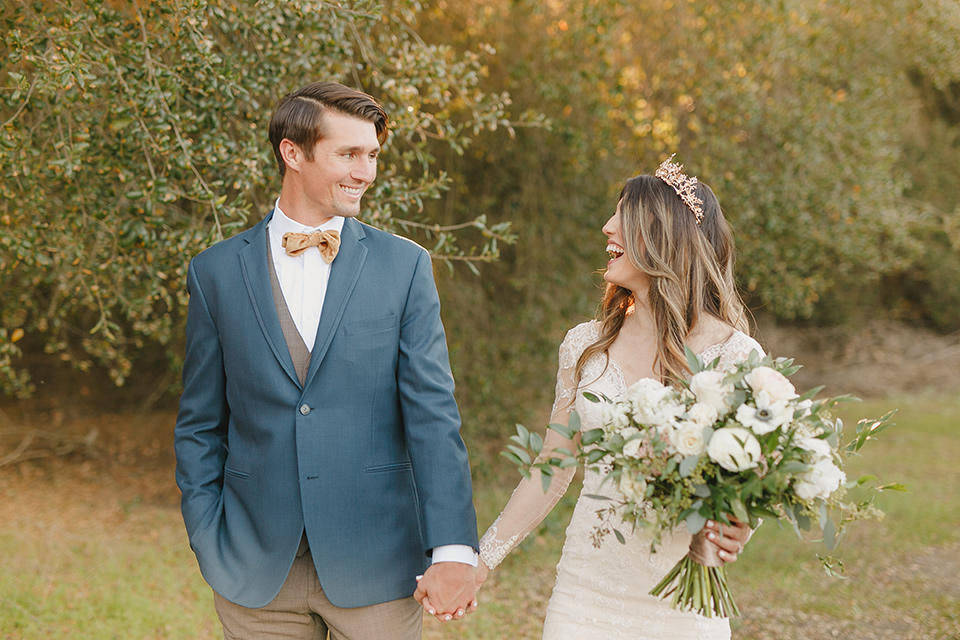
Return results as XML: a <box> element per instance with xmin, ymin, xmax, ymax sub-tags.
<box><xmin>414</xmin><ymin>0</ymin><xmax>960</xmax><ymax>441</ymax></box>
<box><xmin>0</xmin><ymin>0</ymin><xmax>523</xmax><ymax>397</ymax></box>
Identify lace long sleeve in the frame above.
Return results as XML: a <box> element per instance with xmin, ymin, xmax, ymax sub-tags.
<box><xmin>478</xmin><ymin>327</ymin><xmax>586</xmax><ymax>570</ymax></box>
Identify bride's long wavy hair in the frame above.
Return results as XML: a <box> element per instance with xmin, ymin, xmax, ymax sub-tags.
<box><xmin>574</xmin><ymin>174</ymin><xmax>749</xmax><ymax>391</ymax></box>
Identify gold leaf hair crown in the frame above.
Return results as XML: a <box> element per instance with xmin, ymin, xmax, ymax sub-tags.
<box><xmin>655</xmin><ymin>154</ymin><xmax>704</xmax><ymax>224</ymax></box>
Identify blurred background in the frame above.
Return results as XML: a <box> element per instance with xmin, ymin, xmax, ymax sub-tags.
<box><xmin>1</xmin><ymin>1</ymin><xmax>958</xmax><ymax>638</ymax></box>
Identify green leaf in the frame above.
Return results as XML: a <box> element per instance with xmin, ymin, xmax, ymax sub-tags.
<box><xmin>583</xmin><ymin>493</ymin><xmax>613</xmax><ymax>502</ymax></box>
<box><xmin>818</xmin><ymin>555</ymin><xmax>848</xmax><ymax>579</ymax></box>
<box><xmin>730</xmin><ymin>498</ymin><xmax>749</xmax><ymax>523</ymax></box>
<box><xmin>855</xmin><ymin>474</ymin><xmax>880</xmax><ymax>486</ymax></box>
<box><xmin>779</xmin><ymin>461</ymin><xmax>810</xmax><ymax>474</ymax></box>
<box><xmin>500</xmin><ymin>450</ymin><xmax>525</xmax><ymax>467</ymax></box>
<box><xmin>548</xmin><ymin>422</ymin><xmax>577</xmax><ymax>440</ymax></box>
<box><xmin>684</xmin><ymin>344</ymin><xmax>703</xmax><ymax>373</ymax></box>
<box><xmin>505</xmin><ymin>444</ymin><xmax>531</xmax><ymax>466</ymax></box>
<box><xmin>581</xmin><ymin>428</ymin><xmax>605</xmax><ymax>446</ymax></box>
<box><xmin>797</xmin><ymin>385</ymin><xmax>824</xmax><ymax>402</ymax></box>
<box><xmin>585</xmin><ymin>449</ymin><xmax>607</xmax><ymax>464</ymax></box>
<box><xmin>878</xmin><ymin>483</ymin><xmax>909</xmax><ymax>493</ymax></box>
<box><xmin>686</xmin><ymin>511</ymin><xmax>707</xmax><ymax>535</ymax></box>
<box><xmin>529</xmin><ymin>431</ymin><xmax>544</xmax><ymax>453</ymax></box>
<box><xmin>614</xmin><ymin>528</ymin><xmax>626</xmax><ymax>544</ymax></box>
<box><xmin>514</xmin><ymin>423</ymin><xmax>530</xmax><ymax>443</ymax></box>
<box><xmin>540</xmin><ymin>467</ymin><xmax>554</xmax><ymax>493</ymax></box>
<box><xmin>822</xmin><ymin>517</ymin><xmax>837</xmax><ymax>551</ymax></box>
<box><xmin>679</xmin><ymin>455</ymin><xmax>700</xmax><ymax>478</ymax></box>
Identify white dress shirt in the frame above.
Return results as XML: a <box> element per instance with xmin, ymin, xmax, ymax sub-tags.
<box><xmin>268</xmin><ymin>203</ymin><xmax>343</xmax><ymax>352</ymax></box>
<box><xmin>268</xmin><ymin>202</ymin><xmax>476</xmax><ymax>567</ymax></box>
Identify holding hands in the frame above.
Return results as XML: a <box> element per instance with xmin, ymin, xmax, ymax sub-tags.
<box><xmin>413</xmin><ymin>562</ymin><xmax>478</xmax><ymax>623</ymax></box>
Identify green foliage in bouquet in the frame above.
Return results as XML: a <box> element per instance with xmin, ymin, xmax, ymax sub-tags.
<box><xmin>503</xmin><ymin>347</ymin><xmax>904</xmax><ymax>617</ymax></box>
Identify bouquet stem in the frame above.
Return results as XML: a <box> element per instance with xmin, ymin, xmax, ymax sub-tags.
<box><xmin>650</xmin><ymin>554</ymin><xmax>740</xmax><ymax>618</ymax></box>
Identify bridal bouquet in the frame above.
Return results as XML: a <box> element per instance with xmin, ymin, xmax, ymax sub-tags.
<box><xmin>504</xmin><ymin>348</ymin><xmax>899</xmax><ymax>618</ymax></box>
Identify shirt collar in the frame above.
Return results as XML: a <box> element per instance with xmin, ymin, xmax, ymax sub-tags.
<box><xmin>269</xmin><ymin>200</ymin><xmax>345</xmax><ymax>239</ymax></box>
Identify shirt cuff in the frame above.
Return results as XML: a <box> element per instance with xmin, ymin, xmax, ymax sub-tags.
<box><xmin>430</xmin><ymin>544</ymin><xmax>479</xmax><ymax>567</ymax></box>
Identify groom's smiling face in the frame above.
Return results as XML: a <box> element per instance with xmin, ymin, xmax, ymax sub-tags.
<box><xmin>299</xmin><ymin>110</ymin><xmax>381</xmax><ymax>222</ymax></box>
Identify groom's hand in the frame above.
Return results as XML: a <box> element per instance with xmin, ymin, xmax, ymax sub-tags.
<box><xmin>413</xmin><ymin>562</ymin><xmax>477</xmax><ymax>622</ymax></box>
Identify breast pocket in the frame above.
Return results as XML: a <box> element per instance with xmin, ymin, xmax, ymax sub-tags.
<box><xmin>342</xmin><ymin>314</ymin><xmax>397</xmax><ymax>344</ymax></box>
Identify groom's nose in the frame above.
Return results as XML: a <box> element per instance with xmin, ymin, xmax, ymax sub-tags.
<box><xmin>352</xmin><ymin>157</ymin><xmax>377</xmax><ymax>184</ymax></box>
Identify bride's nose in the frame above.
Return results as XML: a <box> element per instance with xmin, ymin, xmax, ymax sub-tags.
<box><xmin>602</xmin><ymin>212</ymin><xmax>619</xmax><ymax>237</ymax></box>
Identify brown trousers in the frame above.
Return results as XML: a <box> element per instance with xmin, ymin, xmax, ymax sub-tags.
<box><xmin>213</xmin><ymin>545</ymin><xmax>423</xmax><ymax>640</ymax></box>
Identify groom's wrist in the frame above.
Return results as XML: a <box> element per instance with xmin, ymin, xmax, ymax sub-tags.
<box><xmin>430</xmin><ymin>544</ymin><xmax>479</xmax><ymax>567</ymax></box>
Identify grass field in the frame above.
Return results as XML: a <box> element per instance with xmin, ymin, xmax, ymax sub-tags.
<box><xmin>1</xmin><ymin>395</ymin><xmax>957</xmax><ymax>639</ymax></box>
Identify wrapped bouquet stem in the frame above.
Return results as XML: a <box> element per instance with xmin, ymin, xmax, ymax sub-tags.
<box><xmin>504</xmin><ymin>346</ymin><xmax>903</xmax><ymax>618</ymax></box>
<box><xmin>651</xmin><ymin>526</ymin><xmax>739</xmax><ymax>618</ymax></box>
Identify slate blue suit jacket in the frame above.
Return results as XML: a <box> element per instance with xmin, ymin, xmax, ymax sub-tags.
<box><xmin>174</xmin><ymin>213</ymin><xmax>478</xmax><ymax>609</ymax></box>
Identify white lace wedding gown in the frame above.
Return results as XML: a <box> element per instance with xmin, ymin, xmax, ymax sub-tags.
<box><xmin>479</xmin><ymin>320</ymin><xmax>764</xmax><ymax>640</ymax></box>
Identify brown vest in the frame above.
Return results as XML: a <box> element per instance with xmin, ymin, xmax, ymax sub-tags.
<box><xmin>266</xmin><ymin>236</ymin><xmax>312</xmax><ymax>386</ymax></box>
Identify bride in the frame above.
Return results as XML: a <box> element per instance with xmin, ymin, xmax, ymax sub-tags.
<box><xmin>476</xmin><ymin>158</ymin><xmax>764</xmax><ymax>639</ymax></box>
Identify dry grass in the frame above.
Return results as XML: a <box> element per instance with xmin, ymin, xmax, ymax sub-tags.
<box><xmin>1</xmin><ymin>392</ymin><xmax>958</xmax><ymax>639</ymax></box>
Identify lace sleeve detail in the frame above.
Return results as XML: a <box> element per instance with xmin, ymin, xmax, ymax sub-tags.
<box><xmin>551</xmin><ymin>321</ymin><xmax>600</xmax><ymax>415</ymax></box>
<box><xmin>698</xmin><ymin>331</ymin><xmax>765</xmax><ymax>371</ymax></box>
<box><xmin>479</xmin><ymin>322</ymin><xmax>596</xmax><ymax>570</ymax></box>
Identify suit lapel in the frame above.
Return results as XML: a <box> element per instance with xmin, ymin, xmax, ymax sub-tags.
<box><xmin>238</xmin><ymin>211</ymin><xmax>302</xmax><ymax>387</ymax></box>
<box><xmin>303</xmin><ymin>217</ymin><xmax>367</xmax><ymax>387</ymax></box>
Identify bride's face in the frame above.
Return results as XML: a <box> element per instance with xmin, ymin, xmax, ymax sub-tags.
<box><xmin>602</xmin><ymin>201</ymin><xmax>650</xmax><ymax>295</ymax></box>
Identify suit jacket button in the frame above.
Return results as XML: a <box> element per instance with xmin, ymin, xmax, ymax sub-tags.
<box><xmin>299</xmin><ymin>404</ymin><xmax>311</xmax><ymax>416</ymax></box>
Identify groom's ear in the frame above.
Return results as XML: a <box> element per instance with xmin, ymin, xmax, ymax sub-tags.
<box><xmin>279</xmin><ymin>138</ymin><xmax>305</xmax><ymax>174</ymax></box>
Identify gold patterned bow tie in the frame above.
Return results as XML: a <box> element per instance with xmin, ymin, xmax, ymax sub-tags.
<box><xmin>282</xmin><ymin>230</ymin><xmax>341</xmax><ymax>263</ymax></box>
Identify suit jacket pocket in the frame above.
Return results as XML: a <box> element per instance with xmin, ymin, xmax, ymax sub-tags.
<box><xmin>343</xmin><ymin>314</ymin><xmax>397</xmax><ymax>336</ymax></box>
<box><xmin>224</xmin><ymin>466</ymin><xmax>251</xmax><ymax>480</ymax></box>
<box><xmin>364</xmin><ymin>461</ymin><xmax>413</xmax><ymax>473</ymax></box>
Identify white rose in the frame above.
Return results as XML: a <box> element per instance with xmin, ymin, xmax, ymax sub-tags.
<box><xmin>735</xmin><ymin>398</ymin><xmax>793</xmax><ymax>435</ymax></box>
<box><xmin>621</xmin><ymin>428</ymin><xmax>643</xmax><ymax>458</ymax></box>
<box><xmin>685</xmin><ymin>402</ymin><xmax>719</xmax><ymax>428</ymax></box>
<box><xmin>602</xmin><ymin>402</ymin><xmax>631</xmax><ymax>434</ymax></box>
<box><xmin>625</xmin><ymin>379</ymin><xmax>676</xmax><ymax>426</ymax></box>
<box><xmin>794</xmin><ymin>458</ymin><xmax>846</xmax><ymax>501</ymax></box>
<box><xmin>743</xmin><ymin>366</ymin><xmax>798</xmax><ymax>404</ymax></box>
<box><xmin>619</xmin><ymin>470</ymin><xmax>647</xmax><ymax>502</ymax></box>
<box><xmin>672</xmin><ymin>423</ymin><xmax>706</xmax><ymax>456</ymax></box>
<box><xmin>627</xmin><ymin>378</ymin><xmax>666</xmax><ymax>394</ymax></box>
<box><xmin>796</xmin><ymin>436</ymin><xmax>833</xmax><ymax>461</ymax></box>
<box><xmin>690</xmin><ymin>371</ymin><xmax>735</xmax><ymax>415</ymax></box>
<box><xmin>706</xmin><ymin>426</ymin><xmax>762</xmax><ymax>472</ymax></box>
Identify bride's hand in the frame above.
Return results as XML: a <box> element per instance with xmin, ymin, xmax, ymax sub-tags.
<box><xmin>474</xmin><ymin>559</ymin><xmax>490</xmax><ymax>593</ymax></box>
<box><xmin>703</xmin><ymin>517</ymin><xmax>751</xmax><ymax>564</ymax></box>
<box><xmin>462</xmin><ymin>559</ymin><xmax>489</xmax><ymax>614</ymax></box>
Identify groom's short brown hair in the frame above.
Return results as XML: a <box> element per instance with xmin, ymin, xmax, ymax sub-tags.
<box><xmin>268</xmin><ymin>81</ymin><xmax>389</xmax><ymax>177</ymax></box>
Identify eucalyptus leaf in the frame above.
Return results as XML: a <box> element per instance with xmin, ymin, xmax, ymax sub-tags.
<box><xmin>822</xmin><ymin>518</ymin><xmax>837</xmax><ymax>551</ymax></box>
<box><xmin>581</xmin><ymin>428</ymin><xmax>605</xmax><ymax>446</ymax></box>
<box><xmin>685</xmin><ymin>511</ymin><xmax>707</xmax><ymax>535</ymax></box>
<box><xmin>679</xmin><ymin>455</ymin><xmax>700</xmax><ymax>478</ymax></box>
<box><xmin>684</xmin><ymin>344</ymin><xmax>703</xmax><ymax>373</ymax></box>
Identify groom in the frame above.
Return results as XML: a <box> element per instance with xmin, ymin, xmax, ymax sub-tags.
<box><xmin>174</xmin><ymin>81</ymin><xmax>479</xmax><ymax>639</ymax></box>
